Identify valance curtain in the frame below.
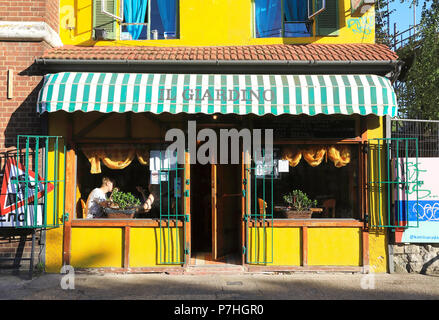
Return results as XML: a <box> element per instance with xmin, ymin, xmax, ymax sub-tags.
<box><xmin>255</xmin><ymin>0</ymin><xmax>281</xmax><ymax>37</ymax></box>
<box><xmin>82</xmin><ymin>146</ymin><xmax>150</xmax><ymax>174</ymax></box>
<box><xmin>283</xmin><ymin>0</ymin><xmax>308</xmax><ymax>21</ymax></box>
<box><xmin>124</xmin><ymin>0</ymin><xmax>148</xmax><ymax>40</ymax></box>
<box><xmin>281</xmin><ymin>145</ymin><xmax>351</xmax><ymax>168</ymax></box>
<box><xmin>157</xmin><ymin>0</ymin><xmax>176</xmax><ymax>35</ymax></box>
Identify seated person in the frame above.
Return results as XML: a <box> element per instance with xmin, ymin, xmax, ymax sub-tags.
<box><xmin>137</xmin><ymin>185</ymin><xmax>155</xmax><ymax>212</ymax></box>
<box><xmin>136</xmin><ymin>184</ymin><xmax>175</xmax><ymax>217</ymax></box>
<box><xmin>85</xmin><ymin>177</ymin><xmax>115</xmax><ymax>219</ymax></box>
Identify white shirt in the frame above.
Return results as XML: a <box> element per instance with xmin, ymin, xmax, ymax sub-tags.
<box><xmin>86</xmin><ymin>188</ymin><xmax>107</xmax><ymax>219</ymax></box>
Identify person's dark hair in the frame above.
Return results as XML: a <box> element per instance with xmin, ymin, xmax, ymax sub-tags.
<box><xmin>102</xmin><ymin>177</ymin><xmax>115</xmax><ymax>186</ymax></box>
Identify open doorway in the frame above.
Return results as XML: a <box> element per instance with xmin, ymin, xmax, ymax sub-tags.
<box><xmin>190</xmin><ymin>163</ymin><xmax>242</xmax><ymax>266</ymax></box>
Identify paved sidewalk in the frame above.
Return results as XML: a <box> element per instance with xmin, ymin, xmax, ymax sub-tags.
<box><xmin>0</xmin><ymin>272</ymin><xmax>438</xmax><ymax>300</ymax></box>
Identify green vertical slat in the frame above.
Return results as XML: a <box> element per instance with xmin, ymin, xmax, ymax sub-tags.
<box><xmin>33</xmin><ymin>138</ymin><xmax>39</xmax><ymax>227</ymax></box>
<box><xmin>62</xmin><ymin>142</ymin><xmax>67</xmax><ymax>227</ymax></box>
<box><xmin>23</xmin><ymin>137</ymin><xmax>30</xmax><ymax>227</ymax></box>
<box><xmin>281</xmin><ymin>76</ymin><xmax>290</xmax><ymax>114</ymax></box>
<box><xmin>81</xmin><ymin>73</ymin><xmax>94</xmax><ymax>112</ymax></box>
<box><xmin>43</xmin><ymin>138</ymin><xmax>49</xmax><ymax>227</ymax></box>
<box><xmin>196</xmin><ymin>74</ymin><xmax>203</xmax><ymax>113</ymax></box>
<box><xmin>221</xmin><ymin>75</ymin><xmax>227</xmax><ymax>114</ymax></box>
<box><xmin>318</xmin><ymin>76</ymin><xmax>328</xmax><ymax>114</ymax></box>
<box><xmin>68</xmin><ymin>73</ymin><xmax>82</xmax><ymax>112</ymax></box>
<box><xmin>377</xmin><ymin>139</ymin><xmax>382</xmax><ymax>227</ymax></box>
<box><xmin>293</xmin><ymin>76</ymin><xmax>302</xmax><ymax>114</ymax></box>
<box><xmin>208</xmin><ymin>75</ymin><xmax>215</xmax><ymax>114</ymax></box>
<box><xmin>169</xmin><ymin>74</ymin><xmax>179</xmax><ymax>114</ymax></box>
<box><xmin>15</xmin><ymin>137</ymin><xmax>20</xmax><ymax>226</ymax></box>
<box><xmin>306</xmin><ymin>76</ymin><xmax>316</xmax><ymax>115</ymax></box>
<box><xmin>106</xmin><ymin>73</ymin><xmax>119</xmax><ymax>113</ymax></box>
<box><xmin>53</xmin><ymin>137</ymin><xmax>59</xmax><ymax>227</ymax></box>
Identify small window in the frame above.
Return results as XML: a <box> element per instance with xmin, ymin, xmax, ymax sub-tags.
<box><xmin>121</xmin><ymin>0</ymin><xmax>179</xmax><ymax>40</ymax></box>
<box><xmin>254</xmin><ymin>0</ymin><xmax>311</xmax><ymax>38</ymax></box>
<box><xmin>283</xmin><ymin>0</ymin><xmax>312</xmax><ymax>37</ymax></box>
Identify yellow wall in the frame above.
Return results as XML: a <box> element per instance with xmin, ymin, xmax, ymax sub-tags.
<box><xmin>71</xmin><ymin>228</ymin><xmax>123</xmax><ymax>267</ymax></box>
<box><xmin>45</xmin><ymin>113</ymin><xmax>387</xmax><ymax>272</ymax></box>
<box><xmin>308</xmin><ymin>228</ymin><xmax>361</xmax><ymax>266</ymax></box>
<box><xmin>130</xmin><ymin>227</ymin><xmax>184</xmax><ymax>267</ymax></box>
<box><xmin>59</xmin><ymin>0</ymin><xmax>375</xmax><ymax>46</ymax></box>
<box><xmin>248</xmin><ymin>227</ymin><xmax>362</xmax><ymax>266</ymax></box>
<box><xmin>366</xmin><ymin>115</ymin><xmax>388</xmax><ymax>273</ymax></box>
<box><xmin>248</xmin><ymin>227</ymin><xmax>302</xmax><ymax>265</ymax></box>
<box><xmin>45</xmin><ymin>112</ymin><xmax>68</xmax><ymax>273</ymax></box>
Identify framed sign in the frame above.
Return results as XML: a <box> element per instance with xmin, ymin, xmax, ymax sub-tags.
<box><xmin>394</xmin><ymin>158</ymin><xmax>439</xmax><ymax>243</ymax></box>
<box><xmin>0</xmin><ymin>158</ymin><xmax>53</xmax><ymax>227</ymax></box>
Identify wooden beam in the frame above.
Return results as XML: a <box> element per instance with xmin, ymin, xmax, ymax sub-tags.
<box><xmin>74</xmin><ymin>138</ymin><xmax>164</xmax><ymax>144</ymax></box>
<box><xmin>302</xmin><ymin>226</ymin><xmax>308</xmax><ymax>267</ymax></box>
<box><xmin>247</xmin><ymin>219</ymin><xmax>364</xmax><ymax>228</ymax></box>
<box><xmin>62</xmin><ymin>148</ymin><xmax>76</xmax><ymax>266</ymax></box>
<box><xmin>71</xmin><ymin>219</ymin><xmax>184</xmax><ymax>228</ymax></box>
<box><xmin>123</xmin><ymin>226</ymin><xmax>130</xmax><ymax>268</ymax></box>
<box><xmin>125</xmin><ymin>113</ymin><xmax>132</xmax><ymax>138</ymax></box>
<box><xmin>362</xmin><ymin>229</ymin><xmax>370</xmax><ymax>272</ymax></box>
<box><xmin>184</xmin><ymin>151</ymin><xmax>191</xmax><ymax>266</ymax></box>
<box><xmin>246</xmin><ymin>265</ymin><xmax>363</xmax><ymax>273</ymax></box>
<box><xmin>74</xmin><ymin>114</ymin><xmax>110</xmax><ymax>138</ymax></box>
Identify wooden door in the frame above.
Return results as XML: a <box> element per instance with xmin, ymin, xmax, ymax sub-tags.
<box><xmin>212</xmin><ymin>164</ymin><xmax>241</xmax><ymax>260</ymax></box>
<box><xmin>211</xmin><ymin>163</ymin><xmax>222</xmax><ymax>259</ymax></box>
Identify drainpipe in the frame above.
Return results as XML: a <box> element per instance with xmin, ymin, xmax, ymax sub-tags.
<box><xmin>0</xmin><ymin>21</ymin><xmax>63</xmax><ymax>47</ymax></box>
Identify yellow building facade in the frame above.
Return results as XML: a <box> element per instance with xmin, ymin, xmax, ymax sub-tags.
<box><xmin>39</xmin><ymin>0</ymin><xmax>397</xmax><ymax>274</ymax></box>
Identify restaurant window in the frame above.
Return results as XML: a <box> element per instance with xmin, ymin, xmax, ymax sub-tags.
<box><xmin>250</xmin><ymin>144</ymin><xmax>360</xmax><ymax>219</ymax></box>
<box><xmin>93</xmin><ymin>0</ymin><xmax>179</xmax><ymax>41</ymax></box>
<box><xmin>75</xmin><ymin>144</ymin><xmax>183</xmax><ymax>220</ymax></box>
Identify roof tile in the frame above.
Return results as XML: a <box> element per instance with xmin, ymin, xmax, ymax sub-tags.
<box><xmin>40</xmin><ymin>44</ymin><xmax>398</xmax><ymax>62</ymax></box>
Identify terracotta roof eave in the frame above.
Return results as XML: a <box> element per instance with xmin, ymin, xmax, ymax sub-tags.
<box><xmin>35</xmin><ymin>58</ymin><xmax>399</xmax><ymax>66</ymax></box>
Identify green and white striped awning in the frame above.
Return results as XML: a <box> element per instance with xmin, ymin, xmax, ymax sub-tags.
<box><xmin>37</xmin><ymin>72</ymin><xmax>398</xmax><ymax>117</ymax></box>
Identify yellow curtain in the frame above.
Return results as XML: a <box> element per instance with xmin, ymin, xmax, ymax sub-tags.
<box><xmin>136</xmin><ymin>147</ymin><xmax>150</xmax><ymax>166</ymax></box>
<box><xmin>82</xmin><ymin>148</ymin><xmax>102</xmax><ymax>174</ymax></box>
<box><xmin>82</xmin><ymin>145</ymin><xmax>138</xmax><ymax>173</ymax></box>
<box><xmin>302</xmin><ymin>145</ymin><xmax>326</xmax><ymax>167</ymax></box>
<box><xmin>101</xmin><ymin>146</ymin><xmax>135</xmax><ymax>170</ymax></box>
<box><xmin>281</xmin><ymin>146</ymin><xmax>302</xmax><ymax>167</ymax></box>
<box><xmin>327</xmin><ymin>145</ymin><xmax>351</xmax><ymax>168</ymax></box>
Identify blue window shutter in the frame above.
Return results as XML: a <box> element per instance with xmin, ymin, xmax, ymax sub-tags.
<box><xmin>93</xmin><ymin>0</ymin><xmax>118</xmax><ymax>40</ymax></box>
<box><xmin>316</xmin><ymin>0</ymin><xmax>339</xmax><ymax>36</ymax></box>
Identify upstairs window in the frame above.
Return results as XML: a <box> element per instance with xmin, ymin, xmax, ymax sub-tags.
<box><xmin>93</xmin><ymin>0</ymin><xmax>179</xmax><ymax>41</ymax></box>
<box><xmin>253</xmin><ymin>0</ymin><xmax>339</xmax><ymax>38</ymax></box>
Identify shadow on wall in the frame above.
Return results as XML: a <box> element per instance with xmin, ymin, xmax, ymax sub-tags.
<box><xmin>4</xmin><ymin>78</ymin><xmax>46</xmax><ymax>149</ymax></box>
<box><xmin>0</xmin><ymin>228</ymin><xmax>42</xmax><ymax>277</ymax></box>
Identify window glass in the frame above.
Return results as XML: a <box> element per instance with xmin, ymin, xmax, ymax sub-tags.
<box><xmin>254</xmin><ymin>0</ymin><xmax>311</xmax><ymax>38</ymax></box>
<box><xmin>76</xmin><ymin>144</ymin><xmax>182</xmax><ymax>220</ymax></box>
<box><xmin>250</xmin><ymin>144</ymin><xmax>360</xmax><ymax>219</ymax></box>
<box><xmin>283</xmin><ymin>0</ymin><xmax>311</xmax><ymax>37</ymax></box>
<box><xmin>121</xmin><ymin>0</ymin><xmax>178</xmax><ymax>40</ymax></box>
<box><xmin>254</xmin><ymin>0</ymin><xmax>282</xmax><ymax>38</ymax></box>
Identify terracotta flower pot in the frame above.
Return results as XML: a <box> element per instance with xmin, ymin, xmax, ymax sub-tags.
<box><xmin>284</xmin><ymin>209</ymin><xmax>313</xmax><ymax>219</ymax></box>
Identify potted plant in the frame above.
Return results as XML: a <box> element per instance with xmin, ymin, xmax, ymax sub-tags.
<box><xmin>101</xmin><ymin>188</ymin><xmax>141</xmax><ymax>218</ymax></box>
<box><xmin>282</xmin><ymin>190</ymin><xmax>317</xmax><ymax>219</ymax></box>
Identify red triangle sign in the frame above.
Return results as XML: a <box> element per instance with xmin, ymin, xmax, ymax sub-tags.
<box><xmin>0</xmin><ymin>158</ymin><xmax>54</xmax><ymax>216</ymax></box>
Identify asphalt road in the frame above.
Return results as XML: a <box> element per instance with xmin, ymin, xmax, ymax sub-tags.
<box><xmin>1</xmin><ymin>272</ymin><xmax>439</xmax><ymax>300</ymax></box>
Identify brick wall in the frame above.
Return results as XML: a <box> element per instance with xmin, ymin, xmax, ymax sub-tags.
<box><xmin>0</xmin><ymin>0</ymin><xmax>59</xmax><ymax>32</ymax></box>
<box><xmin>0</xmin><ymin>0</ymin><xmax>59</xmax><ymax>274</ymax></box>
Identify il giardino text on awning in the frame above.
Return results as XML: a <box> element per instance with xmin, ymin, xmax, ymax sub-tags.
<box><xmin>37</xmin><ymin>72</ymin><xmax>398</xmax><ymax>117</ymax></box>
